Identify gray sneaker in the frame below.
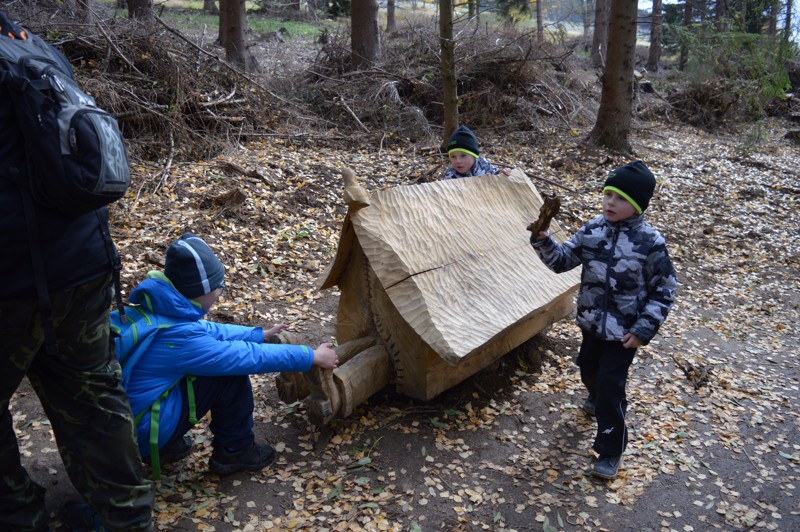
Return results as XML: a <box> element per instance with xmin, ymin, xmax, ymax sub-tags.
<box><xmin>592</xmin><ymin>455</ymin><xmax>621</xmax><ymax>479</ymax></box>
<box><xmin>582</xmin><ymin>396</ymin><xmax>596</xmax><ymax>416</ymax></box>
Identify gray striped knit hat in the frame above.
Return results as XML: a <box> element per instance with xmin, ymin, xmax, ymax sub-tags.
<box><xmin>165</xmin><ymin>233</ymin><xmax>225</xmax><ymax>298</ymax></box>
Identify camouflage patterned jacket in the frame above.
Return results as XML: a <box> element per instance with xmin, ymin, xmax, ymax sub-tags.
<box><xmin>531</xmin><ymin>213</ymin><xmax>677</xmax><ymax>344</ymax></box>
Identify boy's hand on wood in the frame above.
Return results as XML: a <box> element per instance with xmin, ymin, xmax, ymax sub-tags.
<box><xmin>527</xmin><ymin>194</ymin><xmax>561</xmax><ymax>235</ymax></box>
<box><xmin>313</xmin><ymin>343</ymin><xmax>339</xmax><ymax>369</ymax></box>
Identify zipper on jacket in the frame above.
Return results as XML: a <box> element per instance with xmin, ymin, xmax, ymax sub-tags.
<box><xmin>600</xmin><ymin>226</ymin><xmax>620</xmax><ymax>337</ymax></box>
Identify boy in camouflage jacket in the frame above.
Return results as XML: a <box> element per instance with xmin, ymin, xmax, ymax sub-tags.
<box><xmin>530</xmin><ymin>161</ymin><xmax>677</xmax><ymax>480</ymax></box>
<box><xmin>443</xmin><ymin>125</ymin><xmax>510</xmax><ymax>179</ymax></box>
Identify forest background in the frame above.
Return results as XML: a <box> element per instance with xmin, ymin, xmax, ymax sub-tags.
<box><xmin>5</xmin><ymin>0</ymin><xmax>800</xmax><ymax>530</ymax></box>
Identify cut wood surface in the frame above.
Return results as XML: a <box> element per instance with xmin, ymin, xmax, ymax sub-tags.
<box><xmin>328</xmin><ymin>168</ymin><xmax>580</xmax><ymax>365</ymax></box>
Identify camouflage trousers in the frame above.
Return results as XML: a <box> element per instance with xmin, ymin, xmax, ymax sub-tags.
<box><xmin>0</xmin><ymin>275</ymin><xmax>153</xmax><ymax>532</ymax></box>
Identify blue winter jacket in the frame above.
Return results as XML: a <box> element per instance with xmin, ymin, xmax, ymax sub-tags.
<box><xmin>531</xmin><ymin>213</ymin><xmax>677</xmax><ymax>344</ymax></box>
<box><xmin>110</xmin><ymin>273</ymin><xmax>315</xmax><ymax>456</ymax></box>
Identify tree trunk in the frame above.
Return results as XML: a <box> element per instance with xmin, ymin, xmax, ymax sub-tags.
<box><xmin>352</xmin><ymin>0</ymin><xmax>381</xmax><ymax>70</ymax></box>
<box><xmin>127</xmin><ymin>0</ymin><xmax>153</xmax><ymax>19</ymax></box>
<box><xmin>591</xmin><ymin>0</ymin><xmax>609</xmax><ymax>68</ymax></box>
<box><xmin>679</xmin><ymin>0</ymin><xmax>693</xmax><ymax>71</ymax></box>
<box><xmin>222</xmin><ymin>0</ymin><xmax>248</xmax><ymax>69</ymax></box>
<box><xmin>116</xmin><ymin>0</ymin><xmax>127</xmax><ymax>9</ymax></box>
<box><xmin>219</xmin><ymin>0</ymin><xmax>228</xmax><ymax>48</ymax></box>
<box><xmin>587</xmin><ymin>0</ymin><xmax>638</xmax><ymax>153</ymax></box>
<box><xmin>646</xmin><ymin>0</ymin><xmax>662</xmax><ymax>72</ymax></box>
<box><xmin>536</xmin><ymin>0</ymin><xmax>544</xmax><ymax>42</ymax></box>
<box><xmin>582</xmin><ymin>0</ymin><xmax>592</xmax><ymax>38</ymax></box>
<box><xmin>715</xmin><ymin>0</ymin><xmax>727</xmax><ymax>31</ymax></box>
<box><xmin>387</xmin><ymin>0</ymin><xmax>396</xmax><ymax>32</ymax></box>
<box><xmin>440</xmin><ymin>0</ymin><xmax>458</xmax><ymax>149</ymax></box>
<box><xmin>786</xmin><ymin>0</ymin><xmax>794</xmax><ymax>42</ymax></box>
<box><xmin>768</xmin><ymin>0</ymin><xmax>779</xmax><ymax>35</ymax></box>
<box><xmin>741</xmin><ymin>0</ymin><xmax>747</xmax><ymax>32</ymax></box>
<box><xmin>203</xmin><ymin>0</ymin><xmax>219</xmax><ymax>15</ymax></box>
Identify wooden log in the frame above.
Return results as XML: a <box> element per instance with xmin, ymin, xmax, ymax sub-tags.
<box><xmin>276</xmin><ymin>337</ymin><xmax>377</xmax><ymax>413</ymax></box>
<box><xmin>333</xmin><ymin>345</ymin><xmax>392</xmax><ymax>418</ymax></box>
<box><xmin>304</xmin><ymin>364</ymin><xmax>339</xmax><ymax>426</ymax></box>
<box><xmin>337</xmin><ymin>336</ymin><xmax>377</xmax><ymax>365</ymax></box>
<box><xmin>276</xmin><ymin>372</ymin><xmax>308</xmax><ymax>404</ymax></box>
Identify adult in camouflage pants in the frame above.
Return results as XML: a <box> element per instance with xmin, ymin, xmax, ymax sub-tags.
<box><xmin>0</xmin><ymin>275</ymin><xmax>154</xmax><ymax>531</ymax></box>
<box><xmin>0</xmin><ymin>10</ymin><xmax>153</xmax><ymax>531</ymax></box>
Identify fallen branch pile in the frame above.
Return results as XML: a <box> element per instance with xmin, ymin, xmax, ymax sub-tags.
<box><xmin>13</xmin><ymin>1</ymin><xmax>279</xmax><ymax>162</ymax></box>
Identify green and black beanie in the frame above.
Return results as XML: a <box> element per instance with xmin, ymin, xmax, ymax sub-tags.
<box><xmin>447</xmin><ymin>125</ymin><xmax>479</xmax><ymax>158</ymax></box>
<box><xmin>603</xmin><ymin>161</ymin><xmax>656</xmax><ymax>214</ymax></box>
<box><xmin>165</xmin><ymin>233</ymin><xmax>225</xmax><ymax>299</ymax></box>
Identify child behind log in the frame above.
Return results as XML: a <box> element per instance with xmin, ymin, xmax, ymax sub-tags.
<box><xmin>443</xmin><ymin>125</ymin><xmax>511</xmax><ymax>179</ymax></box>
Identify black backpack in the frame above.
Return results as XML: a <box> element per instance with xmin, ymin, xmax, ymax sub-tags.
<box><xmin>0</xmin><ymin>13</ymin><xmax>129</xmax><ymax>353</ymax></box>
<box><xmin>0</xmin><ymin>25</ymin><xmax>130</xmax><ymax>216</ymax></box>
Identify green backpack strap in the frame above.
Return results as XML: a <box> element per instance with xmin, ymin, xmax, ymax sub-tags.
<box><xmin>112</xmin><ymin>299</ymin><xmax>200</xmax><ymax>479</ymax></box>
<box><xmin>139</xmin><ymin>375</ymin><xmax>199</xmax><ymax>480</ymax></box>
<box><xmin>186</xmin><ymin>375</ymin><xmax>198</xmax><ymax>425</ymax></box>
<box><xmin>146</xmin><ymin>387</ymin><xmax>169</xmax><ymax>480</ymax></box>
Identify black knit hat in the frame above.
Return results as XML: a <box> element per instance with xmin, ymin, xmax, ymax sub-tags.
<box><xmin>164</xmin><ymin>233</ymin><xmax>225</xmax><ymax>299</ymax></box>
<box><xmin>447</xmin><ymin>125</ymin><xmax>479</xmax><ymax>158</ymax></box>
<box><xmin>603</xmin><ymin>161</ymin><xmax>656</xmax><ymax>214</ymax></box>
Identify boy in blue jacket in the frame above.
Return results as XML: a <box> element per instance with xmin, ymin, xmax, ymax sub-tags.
<box><xmin>530</xmin><ymin>161</ymin><xmax>677</xmax><ymax>480</ymax></box>
<box><xmin>112</xmin><ymin>233</ymin><xmax>338</xmax><ymax>478</ymax></box>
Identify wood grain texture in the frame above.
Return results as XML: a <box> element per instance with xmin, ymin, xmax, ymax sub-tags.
<box><xmin>344</xmin><ymin>169</ymin><xmax>580</xmax><ymax>365</ymax></box>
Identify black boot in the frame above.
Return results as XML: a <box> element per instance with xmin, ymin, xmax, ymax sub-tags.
<box><xmin>209</xmin><ymin>442</ymin><xmax>275</xmax><ymax>476</ymax></box>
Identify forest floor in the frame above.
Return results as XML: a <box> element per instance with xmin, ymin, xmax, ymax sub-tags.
<box><xmin>8</xmin><ymin>10</ymin><xmax>800</xmax><ymax>532</ymax></box>
<box><xmin>13</xmin><ymin>117</ymin><xmax>800</xmax><ymax>531</ymax></box>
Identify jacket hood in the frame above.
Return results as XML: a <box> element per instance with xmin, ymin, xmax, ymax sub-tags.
<box><xmin>128</xmin><ymin>272</ymin><xmax>206</xmax><ymax>321</ymax></box>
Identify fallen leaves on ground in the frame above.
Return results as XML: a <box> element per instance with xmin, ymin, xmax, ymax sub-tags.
<box><xmin>12</xmin><ymin>119</ymin><xmax>800</xmax><ymax>531</ymax></box>
<box><xmin>119</xmin><ymin>122</ymin><xmax>800</xmax><ymax>530</ymax></box>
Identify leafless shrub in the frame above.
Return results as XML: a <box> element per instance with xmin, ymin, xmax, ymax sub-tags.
<box><xmin>666</xmin><ymin>80</ymin><xmax>739</xmax><ymax>130</ymax></box>
<box><xmin>7</xmin><ymin>3</ymin><xmax>278</xmax><ymax>161</ymax></box>
<box><xmin>306</xmin><ymin>19</ymin><xmax>595</xmax><ymax>142</ymax></box>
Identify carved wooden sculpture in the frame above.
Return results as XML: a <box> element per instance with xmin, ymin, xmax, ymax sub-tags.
<box><xmin>277</xmin><ymin>168</ymin><xmax>580</xmax><ymax>425</ymax></box>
